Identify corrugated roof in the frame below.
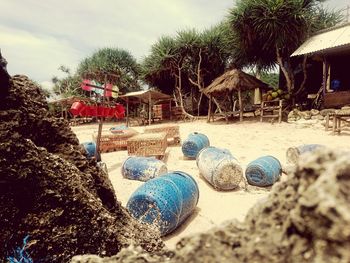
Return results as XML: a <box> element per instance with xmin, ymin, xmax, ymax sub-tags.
<box><xmin>291</xmin><ymin>23</ymin><xmax>350</xmax><ymax>57</ymax></box>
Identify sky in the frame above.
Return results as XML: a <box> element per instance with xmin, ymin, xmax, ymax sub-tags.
<box><xmin>1</xmin><ymin>0</ymin><xmax>349</xmax><ymax>90</ymax></box>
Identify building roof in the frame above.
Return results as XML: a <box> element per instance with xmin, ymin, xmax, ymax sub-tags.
<box><xmin>119</xmin><ymin>89</ymin><xmax>172</xmax><ymax>103</ymax></box>
<box><xmin>203</xmin><ymin>69</ymin><xmax>269</xmax><ymax>95</ymax></box>
<box><xmin>291</xmin><ymin>23</ymin><xmax>350</xmax><ymax>57</ymax></box>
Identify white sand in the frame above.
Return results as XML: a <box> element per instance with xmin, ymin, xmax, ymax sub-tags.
<box><xmin>71</xmin><ymin>119</ymin><xmax>349</xmax><ymax>249</ymax></box>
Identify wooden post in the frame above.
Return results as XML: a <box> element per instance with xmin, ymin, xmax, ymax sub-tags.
<box><xmin>260</xmin><ymin>101</ymin><xmax>264</xmax><ymax>122</ymax></box>
<box><xmin>322</xmin><ymin>58</ymin><xmax>328</xmax><ymax>97</ymax></box>
<box><xmin>95</xmin><ymin>74</ymin><xmax>107</xmax><ymax>162</ymax></box>
<box><xmin>238</xmin><ymin>88</ymin><xmax>243</xmax><ymax>122</ymax></box>
<box><xmin>278</xmin><ymin>99</ymin><xmax>282</xmax><ymax>123</ymax></box>
<box><xmin>148</xmin><ymin>91</ymin><xmax>152</xmax><ymax>126</ymax></box>
<box><xmin>169</xmin><ymin>99</ymin><xmax>172</xmax><ymax>120</ymax></box>
<box><xmin>207</xmin><ymin>95</ymin><xmax>212</xmax><ymax>122</ymax></box>
<box><xmin>126</xmin><ymin>98</ymin><xmax>129</xmax><ymax>127</ymax></box>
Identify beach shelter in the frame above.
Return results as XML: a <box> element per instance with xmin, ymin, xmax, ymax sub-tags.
<box><xmin>119</xmin><ymin>89</ymin><xmax>172</xmax><ymax>126</ymax></box>
<box><xmin>203</xmin><ymin>69</ymin><xmax>270</xmax><ymax>122</ymax></box>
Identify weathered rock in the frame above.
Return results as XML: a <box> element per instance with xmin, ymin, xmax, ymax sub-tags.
<box><xmin>310</xmin><ymin>109</ymin><xmax>320</xmax><ymax>116</ymax></box>
<box><xmin>0</xmin><ymin>75</ymin><xmax>164</xmax><ymax>262</ymax></box>
<box><xmin>300</xmin><ymin>111</ymin><xmax>311</xmax><ymax>120</ymax></box>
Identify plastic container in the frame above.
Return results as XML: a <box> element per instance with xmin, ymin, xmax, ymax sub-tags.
<box><xmin>126</xmin><ymin>171</ymin><xmax>199</xmax><ymax>236</ymax></box>
<box><xmin>245</xmin><ymin>156</ymin><xmax>281</xmax><ymax>187</ymax></box>
<box><xmin>70</xmin><ymin>101</ymin><xmax>86</xmax><ymax>116</ymax></box>
<box><xmin>81</xmin><ymin>142</ymin><xmax>96</xmax><ymax>158</ymax></box>
<box><xmin>286</xmin><ymin>144</ymin><xmax>325</xmax><ymax>164</ymax></box>
<box><xmin>182</xmin><ymin>132</ymin><xmax>210</xmax><ymax>158</ymax></box>
<box><xmin>121</xmin><ymin>156</ymin><xmax>168</xmax><ymax>181</ymax></box>
<box><xmin>196</xmin><ymin>146</ymin><xmax>243</xmax><ymax>190</ymax></box>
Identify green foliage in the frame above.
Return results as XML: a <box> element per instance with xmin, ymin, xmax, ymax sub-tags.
<box><xmin>52</xmin><ymin>66</ymin><xmax>83</xmax><ymax>98</ymax></box>
<box><xmin>228</xmin><ymin>0</ymin><xmax>341</xmax><ymax>69</ymax></box>
<box><xmin>77</xmin><ymin>47</ymin><xmax>140</xmax><ymax>93</ymax></box>
<box><xmin>260</xmin><ymin>72</ymin><xmax>279</xmax><ymax>89</ymax></box>
<box><xmin>140</xmin><ymin>22</ymin><xmax>245</xmax><ymax>95</ymax></box>
<box><xmin>228</xmin><ymin>0</ymin><xmax>342</xmax><ymax>93</ymax></box>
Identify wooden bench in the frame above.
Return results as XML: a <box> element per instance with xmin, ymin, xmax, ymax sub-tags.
<box><xmin>260</xmin><ymin>100</ymin><xmax>282</xmax><ymax>123</ymax></box>
<box><xmin>332</xmin><ymin>109</ymin><xmax>350</xmax><ymax>135</ymax></box>
<box><xmin>127</xmin><ymin>132</ymin><xmax>167</xmax><ymax>158</ymax></box>
<box><xmin>144</xmin><ymin>124</ymin><xmax>181</xmax><ymax>145</ymax></box>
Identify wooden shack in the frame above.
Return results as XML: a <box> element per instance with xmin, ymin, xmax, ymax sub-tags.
<box><xmin>291</xmin><ymin>23</ymin><xmax>350</xmax><ymax>108</ymax></box>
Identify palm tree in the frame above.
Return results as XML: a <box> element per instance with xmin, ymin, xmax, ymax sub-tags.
<box><xmin>228</xmin><ymin>0</ymin><xmax>341</xmax><ymax>95</ymax></box>
<box><xmin>77</xmin><ymin>48</ymin><xmax>140</xmax><ymax>93</ymax></box>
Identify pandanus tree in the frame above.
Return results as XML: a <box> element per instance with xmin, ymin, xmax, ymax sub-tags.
<box><xmin>141</xmin><ymin>23</ymin><xmax>245</xmax><ymax>116</ymax></box>
<box><xmin>229</xmin><ymin>0</ymin><xmax>341</xmax><ymax>98</ymax></box>
<box><xmin>141</xmin><ymin>34</ymin><xmax>197</xmax><ymax>118</ymax></box>
<box><xmin>77</xmin><ymin>47</ymin><xmax>140</xmax><ymax>93</ymax></box>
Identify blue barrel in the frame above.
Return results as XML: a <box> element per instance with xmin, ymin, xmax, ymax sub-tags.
<box><xmin>182</xmin><ymin>132</ymin><xmax>210</xmax><ymax>158</ymax></box>
<box><xmin>286</xmin><ymin>144</ymin><xmax>325</xmax><ymax>164</ymax></box>
<box><xmin>121</xmin><ymin>156</ymin><xmax>168</xmax><ymax>182</ymax></box>
<box><xmin>81</xmin><ymin>142</ymin><xmax>96</xmax><ymax>158</ymax></box>
<box><xmin>126</xmin><ymin>171</ymin><xmax>199</xmax><ymax>236</ymax></box>
<box><xmin>245</xmin><ymin>156</ymin><xmax>282</xmax><ymax>187</ymax></box>
<box><xmin>196</xmin><ymin>147</ymin><xmax>243</xmax><ymax>190</ymax></box>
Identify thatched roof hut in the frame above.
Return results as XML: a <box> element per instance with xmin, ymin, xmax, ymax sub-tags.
<box><xmin>203</xmin><ymin>69</ymin><xmax>270</xmax><ymax>121</ymax></box>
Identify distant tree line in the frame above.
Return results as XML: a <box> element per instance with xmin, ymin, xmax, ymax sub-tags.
<box><xmin>51</xmin><ymin>0</ymin><xmax>342</xmax><ymax>111</ymax></box>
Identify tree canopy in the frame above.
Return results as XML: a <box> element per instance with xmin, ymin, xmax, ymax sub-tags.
<box><xmin>228</xmin><ymin>0</ymin><xmax>342</xmax><ymax>93</ymax></box>
<box><xmin>77</xmin><ymin>47</ymin><xmax>140</xmax><ymax>93</ymax></box>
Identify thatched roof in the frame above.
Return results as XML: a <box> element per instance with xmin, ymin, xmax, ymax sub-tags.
<box><xmin>203</xmin><ymin>69</ymin><xmax>270</xmax><ymax>95</ymax></box>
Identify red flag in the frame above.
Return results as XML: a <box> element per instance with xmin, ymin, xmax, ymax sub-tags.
<box><xmin>81</xmin><ymin>79</ymin><xmax>92</xmax><ymax>91</ymax></box>
<box><xmin>104</xmin><ymin>83</ymin><xmax>113</xmax><ymax>97</ymax></box>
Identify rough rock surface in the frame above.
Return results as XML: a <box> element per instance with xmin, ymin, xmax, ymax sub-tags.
<box><xmin>0</xmin><ymin>75</ymin><xmax>163</xmax><ymax>262</ymax></box>
<box><xmin>72</xmin><ymin>149</ymin><xmax>350</xmax><ymax>263</ymax></box>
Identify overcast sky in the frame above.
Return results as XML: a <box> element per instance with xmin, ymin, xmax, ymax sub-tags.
<box><xmin>1</xmin><ymin>0</ymin><xmax>348</xmax><ymax>89</ymax></box>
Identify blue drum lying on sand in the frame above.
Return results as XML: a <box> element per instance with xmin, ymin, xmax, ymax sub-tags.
<box><xmin>182</xmin><ymin>132</ymin><xmax>210</xmax><ymax>158</ymax></box>
<box><xmin>121</xmin><ymin>156</ymin><xmax>168</xmax><ymax>181</ymax></box>
<box><xmin>81</xmin><ymin>142</ymin><xmax>96</xmax><ymax>158</ymax></box>
<box><xmin>245</xmin><ymin>156</ymin><xmax>282</xmax><ymax>187</ymax></box>
<box><xmin>196</xmin><ymin>146</ymin><xmax>243</xmax><ymax>190</ymax></box>
<box><xmin>126</xmin><ymin>171</ymin><xmax>199</xmax><ymax>236</ymax></box>
<box><xmin>286</xmin><ymin>144</ymin><xmax>325</xmax><ymax>164</ymax></box>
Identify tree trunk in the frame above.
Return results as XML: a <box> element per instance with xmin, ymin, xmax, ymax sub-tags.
<box><xmin>177</xmin><ymin>67</ymin><xmax>195</xmax><ymax>120</ymax></box>
<box><xmin>276</xmin><ymin>47</ymin><xmax>294</xmax><ymax>93</ymax></box>
<box><xmin>294</xmin><ymin>55</ymin><xmax>308</xmax><ymax>96</ymax></box>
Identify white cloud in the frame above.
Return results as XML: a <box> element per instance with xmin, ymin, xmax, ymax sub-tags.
<box><xmin>0</xmin><ymin>25</ymin><xmax>82</xmax><ymax>82</ymax></box>
<box><xmin>0</xmin><ymin>0</ymin><xmax>346</xmax><ymax>85</ymax></box>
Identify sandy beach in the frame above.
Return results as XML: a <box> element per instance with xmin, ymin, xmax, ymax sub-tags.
<box><xmin>72</xmin><ymin>119</ymin><xmax>349</xmax><ymax>249</ymax></box>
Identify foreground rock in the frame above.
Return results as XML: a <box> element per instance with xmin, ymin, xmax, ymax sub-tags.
<box><xmin>0</xmin><ymin>75</ymin><xmax>163</xmax><ymax>262</ymax></box>
<box><xmin>73</xmin><ymin>148</ymin><xmax>350</xmax><ymax>262</ymax></box>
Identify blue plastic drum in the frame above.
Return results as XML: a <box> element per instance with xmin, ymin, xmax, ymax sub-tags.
<box><xmin>81</xmin><ymin>142</ymin><xmax>96</xmax><ymax>158</ymax></box>
<box><xmin>245</xmin><ymin>156</ymin><xmax>282</xmax><ymax>187</ymax></box>
<box><xmin>196</xmin><ymin>146</ymin><xmax>243</xmax><ymax>190</ymax></box>
<box><xmin>182</xmin><ymin>132</ymin><xmax>210</xmax><ymax>158</ymax></box>
<box><xmin>126</xmin><ymin>171</ymin><xmax>199</xmax><ymax>236</ymax></box>
<box><xmin>286</xmin><ymin>144</ymin><xmax>325</xmax><ymax>164</ymax></box>
<box><xmin>121</xmin><ymin>156</ymin><xmax>168</xmax><ymax>181</ymax></box>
